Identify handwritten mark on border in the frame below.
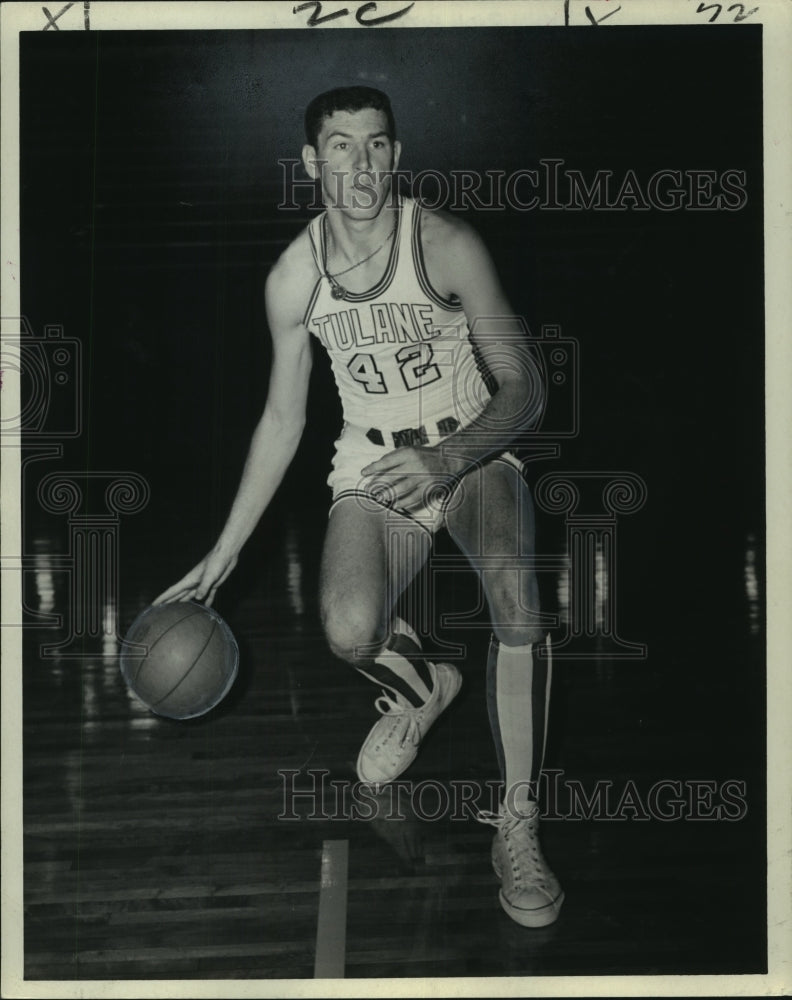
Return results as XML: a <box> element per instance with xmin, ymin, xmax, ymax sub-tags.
<box><xmin>41</xmin><ymin>1</ymin><xmax>90</xmax><ymax>30</ymax></box>
<box><xmin>293</xmin><ymin>1</ymin><xmax>415</xmax><ymax>28</ymax></box>
<box><xmin>690</xmin><ymin>1</ymin><xmax>759</xmax><ymax>21</ymax></box>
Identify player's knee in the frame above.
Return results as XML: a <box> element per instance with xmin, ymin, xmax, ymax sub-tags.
<box><xmin>321</xmin><ymin>601</ymin><xmax>385</xmax><ymax>665</ymax></box>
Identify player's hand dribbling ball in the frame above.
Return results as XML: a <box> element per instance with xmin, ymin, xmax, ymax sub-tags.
<box><xmin>120</xmin><ymin>602</ymin><xmax>239</xmax><ymax>720</ymax></box>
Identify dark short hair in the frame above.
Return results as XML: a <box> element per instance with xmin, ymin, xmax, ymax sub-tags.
<box><xmin>304</xmin><ymin>86</ymin><xmax>396</xmax><ymax>149</ymax></box>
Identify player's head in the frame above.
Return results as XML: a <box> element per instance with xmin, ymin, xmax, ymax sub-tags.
<box><xmin>304</xmin><ymin>86</ymin><xmax>396</xmax><ymax>150</ymax></box>
<box><xmin>301</xmin><ymin>86</ymin><xmax>401</xmax><ymax>218</ymax></box>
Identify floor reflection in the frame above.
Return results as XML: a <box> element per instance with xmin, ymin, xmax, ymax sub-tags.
<box><xmin>19</xmin><ymin>511</ymin><xmax>767</xmax><ymax>979</ymax></box>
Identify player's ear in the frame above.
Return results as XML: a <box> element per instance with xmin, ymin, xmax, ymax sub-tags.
<box><xmin>302</xmin><ymin>144</ymin><xmax>320</xmax><ymax>180</ymax></box>
<box><xmin>392</xmin><ymin>139</ymin><xmax>402</xmax><ymax>171</ymax></box>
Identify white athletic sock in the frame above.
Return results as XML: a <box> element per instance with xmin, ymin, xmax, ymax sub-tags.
<box><xmin>486</xmin><ymin>634</ymin><xmax>553</xmax><ymax>818</ymax></box>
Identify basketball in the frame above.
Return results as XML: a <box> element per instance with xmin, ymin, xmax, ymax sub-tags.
<box><xmin>120</xmin><ymin>602</ymin><xmax>239</xmax><ymax>719</ymax></box>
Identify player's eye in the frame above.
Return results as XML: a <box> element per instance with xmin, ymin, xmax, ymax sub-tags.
<box><xmin>335</xmin><ymin>142</ymin><xmax>348</xmax><ymax>150</ymax></box>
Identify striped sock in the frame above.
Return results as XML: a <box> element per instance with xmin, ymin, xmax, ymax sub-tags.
<box><xmin>355</xmin><ymin>617</ymin><xmax>434</xmax><ymax>707</ymax></box>
<box><xmin>486</xmin><ymin>634</ymin><xmax>552</xmax><ymax>816</ymax></box>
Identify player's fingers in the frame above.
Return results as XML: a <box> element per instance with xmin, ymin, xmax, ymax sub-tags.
<box><xmin>389</xmin><ymin>474</ymin><xmax>432</xmax><ymax>498</ymax></box>
<box><xmin>195</xmin><ymin>561</ymin><xmax>235</xmax><ymax>603</ymax></box>
<box><xmin>394</xmin><ymin>485</ymin><xmax>427</xmax><ymax>511</ymax></box>
<box><xmin>194</xmin><ymin>573</ymin><xmax>221</xmax><ymax>603</ymax></box>
<box><xmin>160</xmin><ymin>557</ymin><xmax>224</xmax><ymax>604</ymax></box>
<box><xmin>368</xmin><ymin>468</ymin><xmax>424</xmax><ymax>489</ymax></box>
<box><xmin>366</xmin><ymin>476</ymin><xmax>418</xmax><ymax>506</ymax></box>
<box><xmin>152</xmin><ymin>581</ymin><xmax>195</xmax><ymax>605</ymax></box>
<box><xmin>366</xmin><ymin>472</ymin><xmax>404</xmax><ymax>492</ymax></box>
<box><xmin>361</xmin><ymin>450</ymin><xmax>406</xmax><ymax>476</ymax></box>
<box><xmin>153</xmin><ymin>561</ymin><xmax>210</xmax><ymax>604</ymax></box>
<box><xmin>215</xmin><ymin>563</ymin><xmax>236</xmax><ymax>588</ymax></box>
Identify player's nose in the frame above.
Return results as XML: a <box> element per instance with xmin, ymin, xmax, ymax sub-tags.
<box><xmin>353</xmin><ymin>144</ymin><xmax>372</xmax><ymax>170</ymax></box>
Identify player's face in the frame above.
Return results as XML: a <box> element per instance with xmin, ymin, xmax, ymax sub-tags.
<box><xmin>302</xmin><ymin>108</ymin><xmax>402</xmax><ymax>218</ymax></box>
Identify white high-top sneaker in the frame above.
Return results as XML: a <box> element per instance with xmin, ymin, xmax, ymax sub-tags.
<box><xmin>479</xmin><ymin>804</ymin><xmax>564</xmax><ymax>927</ymax></box>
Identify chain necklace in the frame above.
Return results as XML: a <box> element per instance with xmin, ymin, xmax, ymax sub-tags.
<box><xmin>322</xmin><ymin>214</ymin><xmax>397</xmax><ymax>300</ymax></box>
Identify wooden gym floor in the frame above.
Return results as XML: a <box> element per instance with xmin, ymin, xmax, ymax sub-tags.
<box><xmin>19</xmin><ymin>496</ymin><xmax>766</xmax><ymax>983</ymax></box>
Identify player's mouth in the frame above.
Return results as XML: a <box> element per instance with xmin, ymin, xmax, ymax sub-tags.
<box><xmin>346</xmin><ymin>171</ymin><xmax>392</xmax><ymax>210</ymax></box>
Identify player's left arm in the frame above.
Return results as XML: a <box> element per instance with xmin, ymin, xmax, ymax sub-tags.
<box><xmin>434</xmin><ymin>214</ymin><xmax>544</xmax><ymax>463</ymax></box>
<box><xmin>362</xmin><ymin>213</ymin><xmax>542</xmax><ymax>510</ymax></box>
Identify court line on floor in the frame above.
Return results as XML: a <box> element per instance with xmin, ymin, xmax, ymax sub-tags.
<box><xmin>313</xmin><ymin>838</ymin><xmax>348</xmax><ymax>979</ymax></box>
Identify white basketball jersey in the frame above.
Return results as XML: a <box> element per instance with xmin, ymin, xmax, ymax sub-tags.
<box><xmin>303</xmin><ymin>196</ymin><xmax>492</xmax><ymax>437</ymax></box>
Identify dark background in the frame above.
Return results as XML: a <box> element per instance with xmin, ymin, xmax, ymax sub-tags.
<box><xmin>19</xmin><ymin>24</ymin><xmax>766</xmax><ymax>976</ymax></box>
<box><xmin>19</xmin><ymin>26</ymin><xmax>765</xmax><ymax>631</ymax></box>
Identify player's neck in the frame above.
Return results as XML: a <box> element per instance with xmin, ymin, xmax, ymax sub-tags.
<box><xmin>324</xmin><ymin>203</ymin><xmax>399</xmax><ymax>267</ymax></box>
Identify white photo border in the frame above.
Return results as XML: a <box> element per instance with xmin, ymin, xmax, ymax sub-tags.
<box><xmin>2</xmin><ymin>1</ymin><xmax>790</xmax><ymax>997</ymax></box>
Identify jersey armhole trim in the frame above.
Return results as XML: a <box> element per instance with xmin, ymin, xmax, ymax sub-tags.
<box><xmin>412</xmin><ymin>201</ymin><xmax>464</xmax><ymax>312</ymax></box>
<box><xmin>302</xmin><ymin>277</ymin><xmax>323</xmax><ymax>329</ymax></box>
<box><xmin>307</xmin><ymin>215</ymin><xmax>324</xmax><ymax>272</ymax></box>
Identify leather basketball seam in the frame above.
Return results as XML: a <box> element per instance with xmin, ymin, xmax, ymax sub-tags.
<box><xmin>129</xmin><ymin>607</ymin><xmax>203</xmax><ymax>685</ymax></box>
<box><xmin>150</xmin><ymin>621</ymin><xmax>218</xmax><ymax>709</ymax></box>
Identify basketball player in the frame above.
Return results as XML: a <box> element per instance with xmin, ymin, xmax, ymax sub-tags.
<box><xmin>155</xmin><ymin>87</ymin><xmax>563</xmax><ymax>928</ymax></box>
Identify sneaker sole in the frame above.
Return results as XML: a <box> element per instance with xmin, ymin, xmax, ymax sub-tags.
<box><xmin>355</xmin><ymin>664</ymin><xmax>462</xmax><ymax>786</ymax></box>
<box><xmin>498</xmin><ymin>888</ymin><xmax>565</xmax><ymax>928</ymax></box>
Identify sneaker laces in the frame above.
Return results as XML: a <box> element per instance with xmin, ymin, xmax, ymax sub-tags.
<box><xmin>478</xmin><ymin>806</ymin><xmax>550</xmax><ymax>887</ymax></box>
<box><xmin>371</xmin><ymin>691</ymin><xmax>424</xmax><ymax>751</ymax></box>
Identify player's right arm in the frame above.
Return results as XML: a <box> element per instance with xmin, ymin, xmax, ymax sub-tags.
<box><xmin>153</xmin><ymin>240</ymin><xmax>315</xmax><ymax>606</ymax></box>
